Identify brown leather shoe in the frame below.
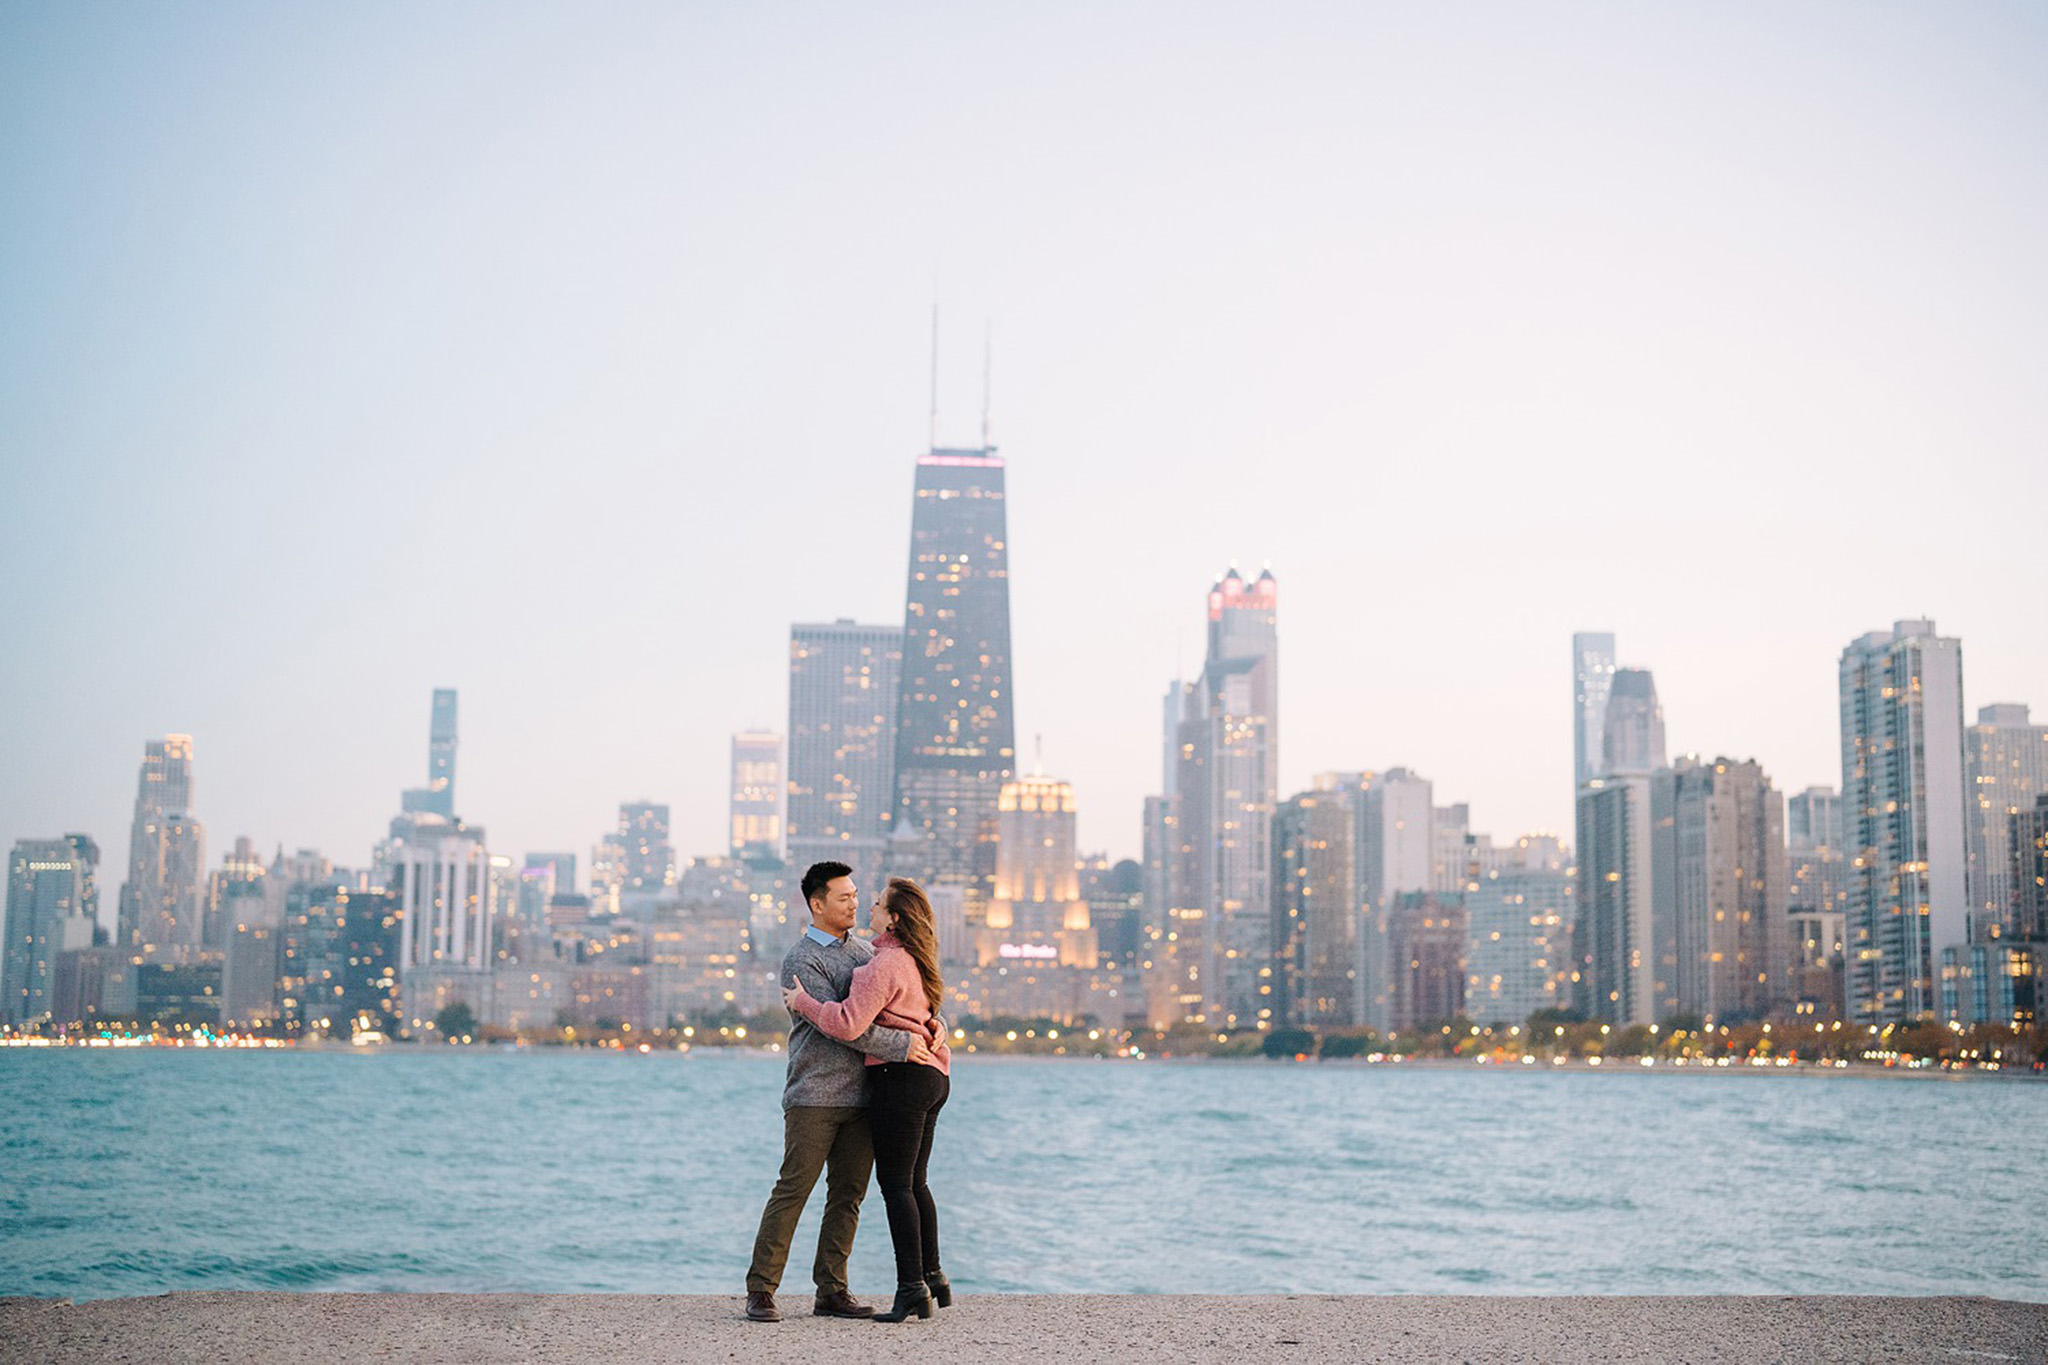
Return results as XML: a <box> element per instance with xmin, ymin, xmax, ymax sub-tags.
<box><xmin>745</xmin><ymin>1291</ymin><xmax>781</xmax><ymax>1322</ymax></box>
<box><xmin>813</xmin><ymin>1288</ymin><xmax>876</xmax><ymax>1318</ymax></box>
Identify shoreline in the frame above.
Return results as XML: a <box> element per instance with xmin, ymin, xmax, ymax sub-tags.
<box><xmin>4</xmin><ymin>1292</ymin><xmax>2043</xmax><ymax>1365</ymax></box>
<box><xmin>4</xmin><ymin>1039</ymin><xmax>2039</xmax><ymax>1082</ymax></box>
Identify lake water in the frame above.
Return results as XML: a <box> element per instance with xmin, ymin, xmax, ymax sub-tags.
<box><xmin>3</xmin><ymin>1049</ymin><xmax>2043</xmax><ymax>1302</ymax></box>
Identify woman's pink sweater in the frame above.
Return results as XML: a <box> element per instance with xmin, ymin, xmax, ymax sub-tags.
<box><xmin>789</xmin><ymin>933</ymin><xmax>951</xmax><ymax>1075</ymax></box>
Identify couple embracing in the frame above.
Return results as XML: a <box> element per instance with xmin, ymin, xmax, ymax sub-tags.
<box><xmin>744</xmin><ymin>862</ymin><xmax>954</xmax><ymax>1325</ymax></box>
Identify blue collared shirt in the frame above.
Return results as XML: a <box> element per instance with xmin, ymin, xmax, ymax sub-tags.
<box><xmin>804</xmin><ymin>925</ymin><xmax>843</xmax><ymax>948</ymax></box>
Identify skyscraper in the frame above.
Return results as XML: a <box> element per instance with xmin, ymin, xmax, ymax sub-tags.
<box><xmin>617</xmin><ymin>801</ymin><xmax>675</xmax><ymax>909</ymax></box>
<box><xmin>1465</xmin><ymin>834</ymin><xmax>1569</xmax><ymax>1029</ymax></box>
<box><xmin>4</xmin><ymin>837</ymin><xmax>98</xmax><ymax>1026</ymax></box>
<box><xmin>888</xmin><ymin>446</ymin><xmax>1017</xmax><ymax>906</ymax></box>
<box><xmin>729</xmin><ymin>731</ymin><xmax>786</xmax><ymax>858</ymax></box>
<box><xmin>1601</xmin><ymin>668</ymin><xmax>1667</xmax><ymax>775</ymax></box>
<box><xmin>117</xmin><ymin>735</ymin><xmax>204</xmax><ymax>950</ymax></box>
<box><xmin>206</xmin><ymin>836</ymin><xmax>266</xmax><ymax>952</ymax></box>
<box><xmin>1787</xmin><ymin>786</ymin><xmax>1848</xmax><ymax>1017</ymax></box>
<box><xmin>787</xmin><ymin>620</ymin><xmax>903</xmax><ymax>880</ymax></box>
<box><xmin>2010</xmin><ymin>795</ymin><xmax>2048</xmax><ymax>944</ymax></box>
<box><xmin>1386</xmin><ymin>892</ymin><xmax>1468</xmax><ymax>1032</ymax></box>
<box><xmin>1966</xmin><ymin>703</ymin><xmax>2048</xmax><ymax>941</ymax></box>
<box><xmin>1166</xmin><ymin>566</ymin><xmax>1279</xmax><ymax>1025</ymax></box>
<box><xmin>1650</xmin><ymin>757</ymin><xmax>1790</xmax><ymax>1024</ymax></box>
<box><xmin>1272</xmin><ymin>787</ymin><xmax>1362</xmax><ymax>1029</ymax></box>
<box><xmin>1360</xmin><ymin>768</ymin><xmax>1433</xmax><ymax>911</ymax></box>
<box><xmin>1839</xmin><ymin>620</ymin><xmax>1969</xmax><ymax>1025</ymax></box>
<box><xmin>1573</xmin><ymin>633</ymin><xmax>1618</xmax><ymax>789</ymax></box>
<box><xmin>984</xmin><ymin>776</ymin><xmax>1095</xmax><ymax>968</ymax></box>
<box><xmin>402</xmin><ymin>689</ymin><xmax>459</xmax><ymax>818</ymax></box>
<box><xmin>1573</xmin><ymin>664</ymin><xmax>1664</xmax><ymax>1027</ymax></box>
<box><xmin>1573</xmin><ymin>776</ymin><xmax>1652</xmax><ymax>1024</ymax></box>
<box><xmin>393</xmin><ymin>822</ymin><xmax>492</xmax><ymax>974</ymax></box>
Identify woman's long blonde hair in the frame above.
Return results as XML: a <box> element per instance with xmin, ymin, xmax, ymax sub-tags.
<box><xmin>882</xmin><ymin>878</ymin><xmax>946</xmax><ymax>1017</ymax></box>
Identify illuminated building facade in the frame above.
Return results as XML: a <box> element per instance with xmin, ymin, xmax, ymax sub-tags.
<box><xmin>787</xmin><ymin>620</ymin><xmax>903</xmax><ymax>881</ymax></box>
<box><xmin>285</xmin><ymin>886</ymin><xmax>401</xmax><ymax>1036</ymax></box>
<box><xmin>729</xmin><ymin>731</ymin><xmax>785</xmax><ymax>858</ymax></box>
<box><xmin>1272</xmin><ymin>788</ymin><xmax>1361</xmax><ymax>1029</ymax></box>
<box><xmin>1839</xmin><ymin>621</ymin><xmax>1968</xmax><ymax>1025</ymax></box>
<box><xmin>617</xmin><ymin>801</ymin><xmax>676</xmax><ymax>908</ymax></box>
<box><xmin>2013</xmin><ymin>794</ymin><xmax>2048</xmax><ymax>943</ymax></box>
<box><xmin>1165</xmin><ymin>566</ymin><xmax>1279</xmax><ymax>1025</ymax></box>
<box><xmin>1966</xmin><ymin>703</ymin><xmax>2048</xmax><ymax>941</ymax></box>
<box><xmin>1464</xmin><ymin>834</ymin><xmax>1569</xmax><ymax>1029</ymax></box>
<box><xmin>1386</xmin><ymin>892</ymin><xmax>1467</xmax><ymax>1032</ymax></box>
<box><xmin>983</xmin><ymin>776</ymin><xmax>1095</xmax><ymax>968</ymax></box>
<box><xmin>1650</xmin><ymin>756</ymin><xmax>1790</xmax><ymax>1024</ymax></box>
<box><xmin>888</xmin><ymin>447</ymin><xmax>1017</xmax><ymax>907</ymax></box>
<box><xmin>1080</xmin><ymin>855</ymin><xmax>1144</xmax><ymax>968</ymax></box>
<box><xmin>1574</xmin><ymin>775</ymin><xmax>1653</xmax><ymax>1025</ymax></box>
<box><xmin>1787</xmin><ymin>786</ymin><xmax>1848</xmax><ymax>1016</ymax></box>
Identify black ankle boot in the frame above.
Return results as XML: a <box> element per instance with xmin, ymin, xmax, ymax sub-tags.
<box><xmin>874</xmin><ymin>1281</ymin><xmax>933</xmax><ymax>1323</ymax></box>
<box><xmin>923</xmin><ymin>1269</ymin><xmax>952</xmax><ymax>1307</ymax></box>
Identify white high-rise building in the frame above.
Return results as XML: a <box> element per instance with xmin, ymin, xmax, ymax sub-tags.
<box><xmin>1839</xmin><ymin>621</ymin><xmax>1969</xmax><ymax>1025</ymax></box>
<box><xmin>1573</xmin><ymin>633</ymin><xmax>1618</xmax><ymax>789</ymax></box>
<box><xmin>393</xmin><ymin>820</ymin><xmax>492</xmax><ymax>972</ymax></box>
<box><xmin>1361</xmin><ymin>768</ymin><xmax>1434</xmax><ymax>909</ymax></box>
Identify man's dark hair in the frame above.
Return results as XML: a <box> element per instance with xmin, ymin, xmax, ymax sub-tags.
<box><xmin>801</xmin><ymin>861</ymin><xmax>854</xmax><ymax>906</ymax></box>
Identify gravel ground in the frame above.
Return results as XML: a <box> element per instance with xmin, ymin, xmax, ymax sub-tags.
<box><xmin>3</xmin><ymin>1292</ymin><xmax>2044</xmax><ymax>1364</ymax></box>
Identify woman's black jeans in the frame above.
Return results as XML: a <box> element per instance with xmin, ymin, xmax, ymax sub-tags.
<box><xmin>867</xmin><ymin>1061</ymin><xmax>949</xmax><ymax>1286</ymax></box>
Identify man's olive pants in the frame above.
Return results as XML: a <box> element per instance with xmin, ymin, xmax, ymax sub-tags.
<box><xmin>745</xmin><ymin>1105</ymin><xmax>872</xmax><ymax>1296</ymax></box>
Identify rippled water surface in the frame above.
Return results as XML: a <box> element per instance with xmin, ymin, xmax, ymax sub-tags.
<box><xmin>4</xmin><ymin>1050</ymin><xmax>2043</xmax><ymax>1301</ymax></box>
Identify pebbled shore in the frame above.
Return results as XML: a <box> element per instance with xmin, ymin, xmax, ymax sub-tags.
<box><xmin>3</xmin><ymin>1292</ymin><xmax>2044</xmax><ymax>1364</ymax></box>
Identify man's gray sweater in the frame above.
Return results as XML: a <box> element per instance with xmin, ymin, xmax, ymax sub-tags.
<box><xmin>780</xmin><ymin>933</ymin><xmax>913</xmax><ymax>1110</ymax></box>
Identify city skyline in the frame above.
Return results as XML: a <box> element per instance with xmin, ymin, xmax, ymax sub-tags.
<box><xmin>4</xmin><ymin>3</ymin><xmax>2046</xmax><ymax>873</ymax></box>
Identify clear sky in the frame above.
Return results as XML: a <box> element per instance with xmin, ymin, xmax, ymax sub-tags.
<box><xmin>3</xmin><ymin>1</ymin><xmax>2044</xmax><ymax>883</ymax></box>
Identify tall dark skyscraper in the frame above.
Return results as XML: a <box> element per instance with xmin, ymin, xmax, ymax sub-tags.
<box><xmin>888</xmin><ymin>446</ymin><xmax>1017</xmax><ymax>908</ymax></box>
<box><xmin>402</xmin><ymin>689</ymin><xmax>458</xmax><ymax>818</ymax></box>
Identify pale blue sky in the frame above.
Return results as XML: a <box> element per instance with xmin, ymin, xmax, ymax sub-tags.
<box><xmin>3</xmin><ymin>1</ymin><xmax>2044</xmax><ymax>878</ymax></box>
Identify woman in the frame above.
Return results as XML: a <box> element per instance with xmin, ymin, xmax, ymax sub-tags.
<box><xmin>782</xmin><ymin>877</ymin><xmax>953</xmax><ymax>1323</ymax></box>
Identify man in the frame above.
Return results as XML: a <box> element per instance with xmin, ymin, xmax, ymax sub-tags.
<box><xmin>744</xmin><ymin>861</ymin><xmax>936</xmax><ymax>1322</ymax></box>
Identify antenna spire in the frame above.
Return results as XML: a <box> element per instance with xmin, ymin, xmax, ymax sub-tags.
<box><xmin>928</xmin><ymin>302</ymin><xmax>939</xmax><ymax>453</ymax></box>
<box><xmin>981</xmin><ymin>320</ymin><xmax>993</xmax><ymax>451</ymax></box>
